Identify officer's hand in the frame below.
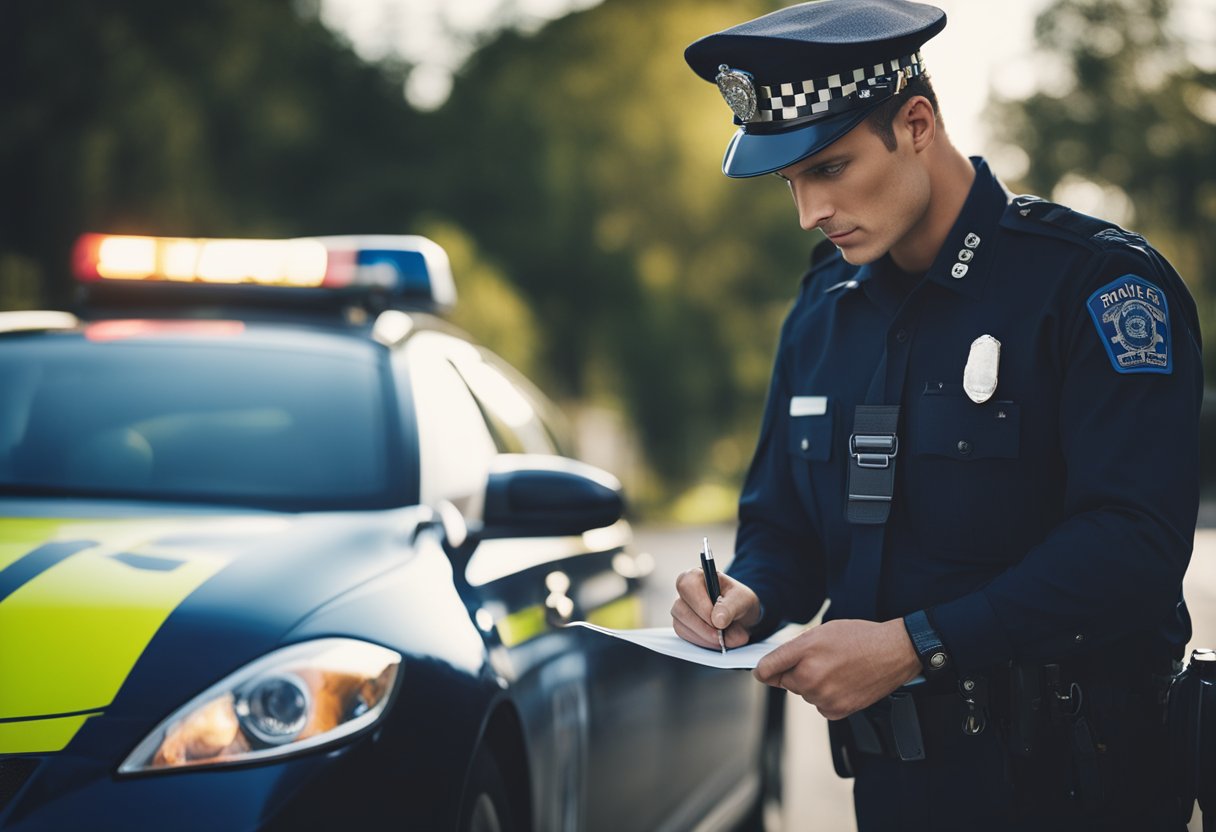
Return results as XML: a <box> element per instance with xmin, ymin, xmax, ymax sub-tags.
<box><xmin>753</xmin><ymin>619</ymin><xmax>921</xmax><ymax>720</ymax></box>
<box><xmin>670</xmin><ymin>570</ymin><xmax>761</xmax><ymax>651</ymax></box>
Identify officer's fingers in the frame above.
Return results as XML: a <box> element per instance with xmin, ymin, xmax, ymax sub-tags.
<box><xmin>674</xmin><ymin>568</ymin><xmax>715</xmax><ymax>621</ymax></box>
<box><xmin>753</xmin><ymin>651</ymin><xmax>789</xmax><ymax>686</ymax></box>
<box><xmin>671</xmin><ymin>596</ymin><xmax>722</xmax><ymax>647</ymax></box>
<box><xmin>753</xmin><ymin>638</ymin><xmax>798</xmax><ymax>681</ymax></box>
<box><xmin>672</xmin><ymin>611</ymin><xmax>721</xmax><ymax>651</ymax></box>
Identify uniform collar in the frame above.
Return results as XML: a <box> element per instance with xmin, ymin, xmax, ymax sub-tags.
<box><xmin>825</xmin><ymin>158</ymin><xmax>1009</xmax><ymax>307</ymax></box>
<box><xmin>855</xmin><ymin>255</ymin><xmax>920</xmax><ymax>317</ymax></box>
<box><xmin>922</xmin><ymin>157</ymin><xmax>1011</xmax><ymax>300</ymax></box>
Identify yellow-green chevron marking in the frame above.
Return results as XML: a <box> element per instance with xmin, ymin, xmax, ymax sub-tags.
<box><xmin>0</xmin><ymin>519</ymin><xmax>68</xmax><ymax>572</ymax></box>
<box><xmin>0</xmin><ymin>518</ymin><xmax>232</xmax><ymax>752</ymax></box>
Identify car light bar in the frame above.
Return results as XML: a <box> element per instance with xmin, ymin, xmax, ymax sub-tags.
<box><xmin>71</xmin><ymin>233</ymin><xmax>457</xmax><ymax>312</ymax></box>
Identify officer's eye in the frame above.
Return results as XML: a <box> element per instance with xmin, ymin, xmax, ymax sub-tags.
<box><xmin>816</xmin><ymin>161</ymin><xmax>847</xmax><ymax>177</ymax></box>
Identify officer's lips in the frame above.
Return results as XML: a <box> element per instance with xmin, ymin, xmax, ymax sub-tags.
<box><xmin>826</xmin><ymin>228</ymin><xmax>859</xmax><ymax>244</ymax></box>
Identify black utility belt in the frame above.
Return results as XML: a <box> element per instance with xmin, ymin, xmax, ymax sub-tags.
<box><xmin>840</xmin><ymin>657</ymin><xmax>1175</xmax><ymax>765</ymax></box>
<box><xmin>843</xmin><ymin>684</ymin><xmax>977</xmax><ymax>763</ymax></box>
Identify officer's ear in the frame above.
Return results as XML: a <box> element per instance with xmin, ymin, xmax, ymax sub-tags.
<box><xmin>900</xmin><ymin>96</ymin><xmax>936</xmax><ymax>154</ymax></box>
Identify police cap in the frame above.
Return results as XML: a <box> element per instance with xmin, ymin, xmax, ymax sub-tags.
<box><xmin>685</xmin><ymin>0</ymin><xmax>947</xmax><ymax>178</ymax></box>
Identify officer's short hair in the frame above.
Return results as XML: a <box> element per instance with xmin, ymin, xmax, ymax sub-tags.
<box><xmin>866</xmin><ymin>74</ymin><xmax>940</xmax><ymax>152</ymax></box>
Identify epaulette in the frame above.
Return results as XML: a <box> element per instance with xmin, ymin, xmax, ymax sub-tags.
<box><xmin>1000</xmin><ymin>195</ymin><xmax>1148</xmax><ymax>254</ymax></box>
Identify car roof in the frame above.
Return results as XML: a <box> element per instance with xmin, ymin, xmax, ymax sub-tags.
<box><xmin>0</xmin><ymin>307</ymin><xmax>469</xmax><ymax>356</ymax></box>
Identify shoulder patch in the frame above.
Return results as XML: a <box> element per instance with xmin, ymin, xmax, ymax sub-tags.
<box><xmin>1086</xmin><ymin>274</ymin><xmax>1172</xmax><ymax>374</ymax></box>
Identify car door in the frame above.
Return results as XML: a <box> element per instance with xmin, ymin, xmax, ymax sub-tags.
<box><xmin>453</xmin><ymin>346</ymin><xmax>774</xmax><ymax>832</ymax></box>
<box><xmin>400</xmin><ymin>330</ymin><xmax>768</xmax><ymax>831</ymax></box>
<box><xmin>450</xmin><ymin>342</ymin><xmax>702</xmax><ymax>832</ymax></box>
<box><xmin>399</xmin><ymin>330</ymin><xmax>668</xmax><ymax>831</ymax></box>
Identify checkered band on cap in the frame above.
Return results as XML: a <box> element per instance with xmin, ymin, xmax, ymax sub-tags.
<box><xmin>756</xmin><ymin>52</ymin><xmax>923</xmax><ymax>124</ymax></box>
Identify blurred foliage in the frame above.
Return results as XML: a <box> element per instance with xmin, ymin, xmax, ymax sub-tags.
<box><xmin>0</xmin><ymin>0</ymin><xmax>428</xmax><ymax>295</ymax></box>
<box><xmin>421</xmin><ymin>218</ymin><xmax>543</xmax><ymax>378</ymax></box>
<box><xmin>0</xmin><ymin>0</ymin><xmax>807</xmax><ymax>517</ymax></box>
<box><xmin>3</xmin><ymin>0</ymin><xmax>1210</xmax><ymax>517</ymax></box>
<box><xmin>416</xmin><ymin>0</ymin><xmax>805</xmax><ymax>503</ymax></box>
<box><xmin>989</xmin><ymin>0</ymin><xmax>1216</xmax><ymax>375</ymax></box>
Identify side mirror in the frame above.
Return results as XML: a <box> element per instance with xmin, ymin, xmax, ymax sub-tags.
<box><xmin>479</xmin><ymin>454</ymin><xmax>624</xmax><ymax>539</ymax></box>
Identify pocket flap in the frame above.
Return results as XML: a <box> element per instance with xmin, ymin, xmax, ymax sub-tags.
<box><xmin>913</xmin><ymin>391</ymin><xmax>1020</xmax><ymax>460</ymax></box>
<box><xmin>788</xmin><ymin>401</ymin><xmax>834</xmax><ymax>462</ymax></box>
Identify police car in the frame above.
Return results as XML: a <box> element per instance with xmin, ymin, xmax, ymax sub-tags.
<box><xmin>0</xmin><ymin>233</ymin><xmax>781</xmax><ymax>831</ymax></box>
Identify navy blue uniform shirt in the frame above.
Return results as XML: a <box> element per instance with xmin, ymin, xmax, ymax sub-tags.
<box><xmin>731</xmin><ymin>157</ymin><xmax>1202</xmax><ymax>672</ymax></box>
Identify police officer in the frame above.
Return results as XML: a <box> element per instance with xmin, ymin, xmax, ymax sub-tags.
<box><xmin>669</xmin><ymin>1</ymin><xmax>1202</xmax><ymax>829</ymax></box>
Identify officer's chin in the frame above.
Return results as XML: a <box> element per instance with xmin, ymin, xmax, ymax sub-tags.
<box><xmin>836</xmin><ymin>244</ymin><xmax>883</xmax><ymax>267</ymax></box>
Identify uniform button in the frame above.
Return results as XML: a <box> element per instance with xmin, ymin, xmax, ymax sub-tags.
<box><xmin>964</xmin><ymin>232</ymin><xmax>982</xmax><ymax>249</ymax></box>
<box><xmin>800</xmin><ymin>438</ymin><xmax>809</xmax><ymax>451</ymax></box>
<box><xmin>929</xmin><ymin>652</ymin><xmax>947</xmax><ymax>669</ymax></box>
<box><xmin>951</xmin><ymin>262</ymin><xmax>969</xmax><ymax>279</ymax></box>
<box><xmin>957</xmin><ymin>249</ymin><xmax>974</xmax><ymax>263</ymax></box>
<box><xmin>895</xmin><ymin>328</ymin><xmax>909</xmax><ymax>343</ymax></box>
<box><xmin>1075</xmin><ymin>633</ymin><xmax>1085</xmax><ymax>643</ymax></box>
<box><xmin>957</xmin><ymin>440</ymin><xmax>972</xmax><ymax>455</ymax></box>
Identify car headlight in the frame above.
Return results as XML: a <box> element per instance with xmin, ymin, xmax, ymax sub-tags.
<box><xmin>118</xmin><ymin>638</ymin><xmax>401</xmax><ymax>774</ymax></box>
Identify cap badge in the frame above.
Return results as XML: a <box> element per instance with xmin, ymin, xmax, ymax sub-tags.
<box><xmin>715</xmin><ymin>64</ymin><xmax>758</xmax><ymax>122</ymax></box>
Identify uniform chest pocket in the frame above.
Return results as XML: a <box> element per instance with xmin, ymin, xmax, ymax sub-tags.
<box><xmin>912</xmin><ymin>384</ymin><xmax>1020</xmax><ymax>460</ymax></box>
<box><xmin>787</xmin><ymin>399</ymin><xmax>834</xmax><ymax>462</ymax></box>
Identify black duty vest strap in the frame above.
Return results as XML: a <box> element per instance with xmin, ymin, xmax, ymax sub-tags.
<box><xmin>837</xmin><ymin>333</ymin><xmax>902</xmax><ymax>621</ymax></box>
<box><xmin>838</xmin><ymin>409</ymin><xmax>901</xmax><ymax>620</ymax></box>
<box><xmin>846</xmin><ymin>404</ymin><xmax>901</xmax><ymax>524</ymax></box>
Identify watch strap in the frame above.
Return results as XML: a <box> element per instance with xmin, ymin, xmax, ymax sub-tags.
<box><xmin>904</xmin><ymin>609</ymin><xmax>950</xmax><ymax>677</ymax></box>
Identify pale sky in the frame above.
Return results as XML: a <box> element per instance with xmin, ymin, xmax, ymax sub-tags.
<box><xmin>320</xmin><ymin>0</ymin><xmax>1215</xmax><ymax>195</ymax></box>
<box><xmin>320</xmin><ymin>0</ymin><xmax>1054</xmax><ymax>158</ymax></box>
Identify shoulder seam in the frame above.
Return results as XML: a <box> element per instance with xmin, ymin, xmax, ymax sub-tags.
<box><xmin>1002</xmin><ymin>196</ymin><xmax>1146</xmax><ymax>255</ymax></box>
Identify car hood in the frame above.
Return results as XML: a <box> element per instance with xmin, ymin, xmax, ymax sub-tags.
<box><xmin>0</xmin><ymin>501</ymin><xmax>426</xmax><ymax>752</ymax></box>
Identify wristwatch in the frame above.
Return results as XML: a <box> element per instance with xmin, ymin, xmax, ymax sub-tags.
<box><xmin>903</xmin><ymin>609</ymin><xmax>951</xmax><ymax>679</ymax></box>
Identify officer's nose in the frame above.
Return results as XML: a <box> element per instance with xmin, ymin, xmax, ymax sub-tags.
<box><xmin>787</xmin><ymin>180</ymin><xmax>833</xmax><ymax>232</ymax></box>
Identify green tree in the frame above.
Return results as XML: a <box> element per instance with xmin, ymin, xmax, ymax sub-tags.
<box><xmin>421</xmin><ymin>0</ymin><xmax>810</xmax><ymax>501</ymax></box>
<box><xmin>988</xmin><ymin>0</ymin><xmax>1216</xmax><ymax>373</ymax></box>
<box><xmin>0</xmin><ymin>0</ymin><xmax>428</xmax><ymax>306</ymax></box>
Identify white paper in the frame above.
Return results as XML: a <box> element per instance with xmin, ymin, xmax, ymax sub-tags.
<box><xmin>566</xmin><ymin>622</ymin><xmax>790</xmax><ymax>670</ymax></box>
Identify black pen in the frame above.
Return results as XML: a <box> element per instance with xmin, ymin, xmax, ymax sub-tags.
<box><xmin>700</xmin><ymin>536</ymin><xmax>726</xmax><ymax>654</ymax></box>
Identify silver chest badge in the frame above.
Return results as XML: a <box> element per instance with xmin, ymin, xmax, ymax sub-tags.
<box><xmin>715</xmin><ymin>64</ymin><xmax>758</xmax><ymax>122</ymax></box>
<box><xmin>963</xmin><ymin>334</ymin><xmax>1001</xmax><ymax>404</ymax></box>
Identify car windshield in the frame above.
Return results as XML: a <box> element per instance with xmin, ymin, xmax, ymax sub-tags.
<box><xmin>0</xmin><ymin>329</ymin><xmax>398</xmax><ymax>510</ymax></box>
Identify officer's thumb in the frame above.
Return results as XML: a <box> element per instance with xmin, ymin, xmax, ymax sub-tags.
<box><xmin>711</xmin><ymin>601</ymin><xmax>731</xmax><ymax>630</ymax></box>
<box><xmin>711</xmin><ymin>577</ymin><xmax>758</xmax><ymax>630</ymax></box>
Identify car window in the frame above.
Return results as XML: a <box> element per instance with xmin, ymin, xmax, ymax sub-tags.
<box><xmin>0</xmin><ymin>333</ymin><xmax>394</xmax><ymax>509</ymax></box>
<box><xmin>451</xmin><ymin>354</ymin><xmax>557</xmax><ymax>456</ymax></box>
<box><xmin>400</xmin><ymin>332</ymin><xmax>498</xmax><ymax>509</ymax></box>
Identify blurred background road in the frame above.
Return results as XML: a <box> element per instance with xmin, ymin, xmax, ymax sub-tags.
<box><xmin>634</xmin><ymin>521</ymin><xmax>1216</xmax><ymax>832</ymax></box>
